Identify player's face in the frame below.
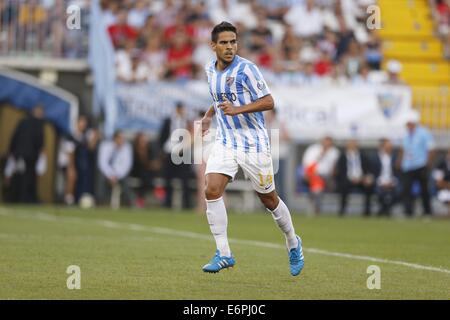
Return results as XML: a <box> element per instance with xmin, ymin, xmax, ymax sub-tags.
<box><xmin>212</xmin><ymin>31</ymin><xmax>237</xmax><ymax>64</ymax></box>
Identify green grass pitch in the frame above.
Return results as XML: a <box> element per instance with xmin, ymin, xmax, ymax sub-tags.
<box><xmin>0</xmin><ymin>205</ymin><xmax>449</xmax><ymax>299</ymax></box>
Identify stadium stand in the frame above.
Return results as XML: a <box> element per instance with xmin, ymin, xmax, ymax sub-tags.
<box><xmin>0</xmin><ymin>0</ymin><xmax>449</xmax><ymax>215</ymax></box>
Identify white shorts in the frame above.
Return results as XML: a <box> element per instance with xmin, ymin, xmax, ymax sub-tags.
<box><xmin>205</xmin><ymin>142</ymin><xmax>275</xmax><ymax>194</ymax></box>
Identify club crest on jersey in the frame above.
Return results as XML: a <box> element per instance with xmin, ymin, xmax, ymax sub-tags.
<box><xmin>257</xmin><ymin>80</ymin><xmax>266</xmax><ymax>91</ymax></box>
<box><xmin>226</xmin><ymin>77</ymin><xmax>235</xmax><ymax>86</ymax></box>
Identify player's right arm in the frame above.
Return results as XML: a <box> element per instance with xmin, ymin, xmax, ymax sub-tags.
<box><xmin>200</xmin><ymin>105</ymin><xmax>215</xmax><ymax>137</ymax></box>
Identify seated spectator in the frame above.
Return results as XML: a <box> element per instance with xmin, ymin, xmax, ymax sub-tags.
<box><xmin>165</xmin><ymin>31</ymin><xmax>194</xmax><ymax>80</ymax></box>
<box><xmin>130</xmin><ymin>132</ymin><xmax>161</xmax><ymax>208</ymax></box>
<box><xmin>17</xmin><ymin>0</ymin><xmax>47</xmax><ymax>51</ymax></box>
<box><xmin>384</xmin><ymin>60</ymin><xmax>407</xmax><ymax>86</ymax></box>
<box><xmin>108</xmin><ymin>9</ymin><xmax>139</xmax><ymax>49</ymax></box>
<box><xmin>116</xmin><ymin>42</ymin><xmax>149</xmax><ymax>83</ymax></box>
<box><xmin>335</xmin><ymin>139</ymin><xmax>374</xmax><ymax>216</ymax></box>
<box><xmin>364</xmin><ymin>30</ymin><xmax>383</xmax><ymax>70</ymax></box>
<box><xmin>341</xmin><ymin>39</ymin><xmax>364</xmax><ymax>79</ymax></box>
<box><xmin>372</xmin><ymin>138</ymin><xmax>400</xmax><ymax>216</ymax></box>
<box><xmin>433</xmin><ymin>148</ymin><xmax>450</xmax><ymax>216</ymax></box>
<box><xmin>352</xmin><ymin>63</ymin><xmax>374</xmax><ymax>85</ymax></box>
<box><xmin>142</xmin><ymin>36</ymin><xmax>167</xmax><ymax>81</ymax></box>
<box><xmin>98</xmin><ymin>130</ymin><xmax>133</xmax><ymax>208</ymax></box>
<box><xmin>163</xmin><ymin>11</ymin><xmax>196</xmax><ymax>46</ymax></box>
<box><xmin>302</xmin><ymin>136</ymin><xmax>340</xmax><ymax>214</ymax></box>
<box><xmin>127</xmin><ymin>0</ymin><xmax>151</xmax><ymax>30</ymax></box>
<box><xmin>314</xmin><ymin>49</ymin><xmax>333</xmax><ymax>77</ymax></box>
<box><xmin>284</xmin><ymin>0</ymin><xmax>324</xmax><ymax>39</ymax></box>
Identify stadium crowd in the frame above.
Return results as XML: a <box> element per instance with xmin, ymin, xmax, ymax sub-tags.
<box><xmin>102</xmin><ymin>0</ymin><xmax>389</xmax><ymax>85</ymax></box>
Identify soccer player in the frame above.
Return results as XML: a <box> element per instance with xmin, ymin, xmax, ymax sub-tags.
<box><xmin>199</xmin><ymin>22</ymin><xmax>304</xmax><ymax>276</ymax></box>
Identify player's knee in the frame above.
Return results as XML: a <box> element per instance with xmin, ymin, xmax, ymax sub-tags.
<box><xmin>205</xmin><ymin>185</ymin><xmax>223</xmax><ymax>200</ymax></box>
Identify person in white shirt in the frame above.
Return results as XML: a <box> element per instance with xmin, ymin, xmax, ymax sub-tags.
<box><xmin>372</xmin><ymin>138</ymin><xmax>399</xmax><ymax>216</ymax></box>
<box><xmin>98</xmin><ymin>130</ymin><xmax>133</xmax><ymax>207</ymax></box>
<box><xmin>127</xmin><ymin>0</ymin><xmax>151</xmax><ymax>29</ymax></box>
<box><xmin>284</xmin><ymin>0</ymin><xmax>324</xmax><ymax>38</ymax></box>
<box><xmin>302</xmin><ymin>136</ymin><xmax>340</xmax><ymax>214</ymax></box>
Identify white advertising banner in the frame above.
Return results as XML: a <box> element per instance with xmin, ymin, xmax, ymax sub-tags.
<box><xmin>115</xmin><ymin>81</ymin><xmax>413</xmax><ymax>141</ymax></box>
<box><xmin>271</xmin><ymin>84</ymin><xmax>413</xmax><ymax>141</ymax></box>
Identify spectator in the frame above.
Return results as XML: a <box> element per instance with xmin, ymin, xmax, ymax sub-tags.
<box><xmin>302</xmin><ymin>136</ymin><xmax>340</xmax><ymax>214</ymax></box>
<box><xmin>284</xmin><ymin>0</ymin><xmax>324</xmax><ymax>39</ymax></box>
<box><xmin>73</xmin><ymin>116</ymin><xmax>100</xmax><ymax>204</ymax></box>
<box><xmin>136</xmin><ymin>14</ymin><xmax>162</xmax><ymax>49</ymax></box>
<box><xmin>142</xmin><ymin>36</ymin><xmax>167</xmax><ymax>81</ymax></box>
<box><xmin>397</xmin><ymin>111</ymin><xmax>435</xmax><ymax>217</ymax></box>
<box><xmin>341</xmin><ymin>39</ymin><xmax>363</xmax><ymax>79</ymax></box>
<box><xmin>116</xmin><ymin>41</ymin><xmax>149</xmax><ymax>83</ymax></box>
<box><xmin>433</xmin><ymin>148</ymin><xmax>450</xmax><ymax>216</ymax></box>
<box><xmin>372</xmin><ymin>138</ymin><xmax>400</xmax><ymax>216</ymax></box>
<box><xmin>301</xmin><ymin>62</ymin><xmax>321</xmax><ymax>85</ymax></box>
<box><xmin>384</xmin><ymin>59</ymin><xmax>407</xmax><ymax>86</ymax></box>
<box><xmin>4</xmin><ymin>105</ymin><xmax>46</xmax><ymax>203</ymax></box>
<box><xmin>364</xmin><ymin>30</ymin><xmax>383</xmax><ymax>70</ymax></box>
<box><xmin>101</xmin><ymin>0</ymin><xmax>120</xmax><ymax>28</ymax></box>
<box><xmin>352</xmin><ymin>63</ymin><xmax>374</xmax><ymax>85</ymax></box>
<box><xmin>335</xmin><ymin>139</ymin><xmax>374</xmax><ymax>216</ymax></box>
<box><xmin>159</xmin><ymin>102</ymin><xmax>194</xmax><ymax>209</ymax></box>
<box><xmin>17</xmin><ymin>0</ymin><xmax>47</xmax><ymax>51</ymax></box>
<box><xmin>165</xmin><ymin>31</ymin><xmax>194</xmax><ymax>80</ymax></box>
<box><xmin>155</xmin><ymin>0</ymin><xmax>179</xmax><ymax>29</ymax></box>
<box><xmin>314</xmin><ymin>49</ymin><xmax>333</xmax><ymax>76</ymax></box>
<box><xmin>127</xmin><ymin>0</ymin><xmax>151</xmax><ymax>30</ymax></box>
<box><xmin>108</xmin><ymin>9</ymin><xmax>139</xmax><ymax>49</ymax></box>
<box><xmin>130</xmin><ymin>132</ymin><xmax>161</xmax><ymax>208</ymax></box>
<box><xmin>56</xmin><ymin>134</ymin><xmax>76</xmax><ymax>206</ymax></box>
<box><xmin>98</xmin><ymin>130</ymin><xmax>133</xmax><ymax>208</ymax></box>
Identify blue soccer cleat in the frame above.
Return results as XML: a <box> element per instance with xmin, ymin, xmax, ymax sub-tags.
<box><xmin>202</xmin><ymin>250</ymin><xmax>236</xmax><ymax>273</ymax></box>
<box><xmin>288</xmin><ymin>236</ymin><xmax>304</xmax><ymax>276</ymax></box>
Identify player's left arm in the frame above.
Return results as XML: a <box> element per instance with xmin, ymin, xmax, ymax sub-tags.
<box><xmin>219</xmin><ymin>94</ymin><xmax>274</xmax><ymax>116</ymax></box>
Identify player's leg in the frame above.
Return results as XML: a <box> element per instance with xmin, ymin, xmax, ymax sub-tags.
<box><xmin>239</xmin><ymin>151</ymin><xmax>304</xmax><ymax>276</ymax></box>
<box><xmin>202</xmin><ymin>143</ymin><xmax>239</xmax><ymax>273</ymax></box>
<box><xmin>205</xmin><ymin>172</ymin><xmax>231</xmax><ymax>257</ymax></box>
<box><xmin>256</xmin><ymin>190</ymin><xmax>298</xmax><ymax>250</ymax></box>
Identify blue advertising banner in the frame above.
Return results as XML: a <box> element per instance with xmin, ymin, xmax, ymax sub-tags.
<box><xmin>115</xmin><ymin>81</ymin><xmax>211</xmax><ymax>134</ymax></box>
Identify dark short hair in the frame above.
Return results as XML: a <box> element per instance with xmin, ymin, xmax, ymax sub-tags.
<box><xmin>211</xmin><ymin>21</ymin><xmax>237</xmax><ymax>43</ymax></box>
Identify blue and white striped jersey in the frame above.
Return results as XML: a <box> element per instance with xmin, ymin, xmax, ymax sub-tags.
<box><xmin>205</xmin><ymin>55</ymin><xmax>271</xmax><ymax>153</ymax></box>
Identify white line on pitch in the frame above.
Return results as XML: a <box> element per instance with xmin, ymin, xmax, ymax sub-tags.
<box><xmin>1</xmin><ymin>208</ymin><xmax>450</xmax><ymax>275</ymax></box>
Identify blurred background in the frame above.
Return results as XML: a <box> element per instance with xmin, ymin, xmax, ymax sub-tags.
<box><xmin>0</xmin><ymin>0</ymin><xmax>449</xmax><ymax>217</ymax></box>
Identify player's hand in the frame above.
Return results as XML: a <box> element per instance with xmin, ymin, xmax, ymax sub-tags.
<box><xmin>218</xmin><ymin>98</ymin><xmax>238</xmax><ymax>116</ymax></box>
<box><xmin>199</xmin><ymin>115</ymin><xmax>212</xmax><ymax>137</ymax></box>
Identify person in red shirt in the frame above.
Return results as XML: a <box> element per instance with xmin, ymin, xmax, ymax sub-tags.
<box><xmin>166</xmin><ymin>31</ymin><xmax>194</xmax><ymax>79</ymax></box>
<box><xmin>108</xmin><ymin>9</ymin><xmax>138</xmax><ymax>49</ymax></box>
<box><xmin>163</xmin><ymin>12</ymin><xmax>196</xmax><ymax>46</ymax></box>
<box><xmin>314</xmin><ymin>50</ymin><xmax>333</xmax><ymax>76</ymax></box>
